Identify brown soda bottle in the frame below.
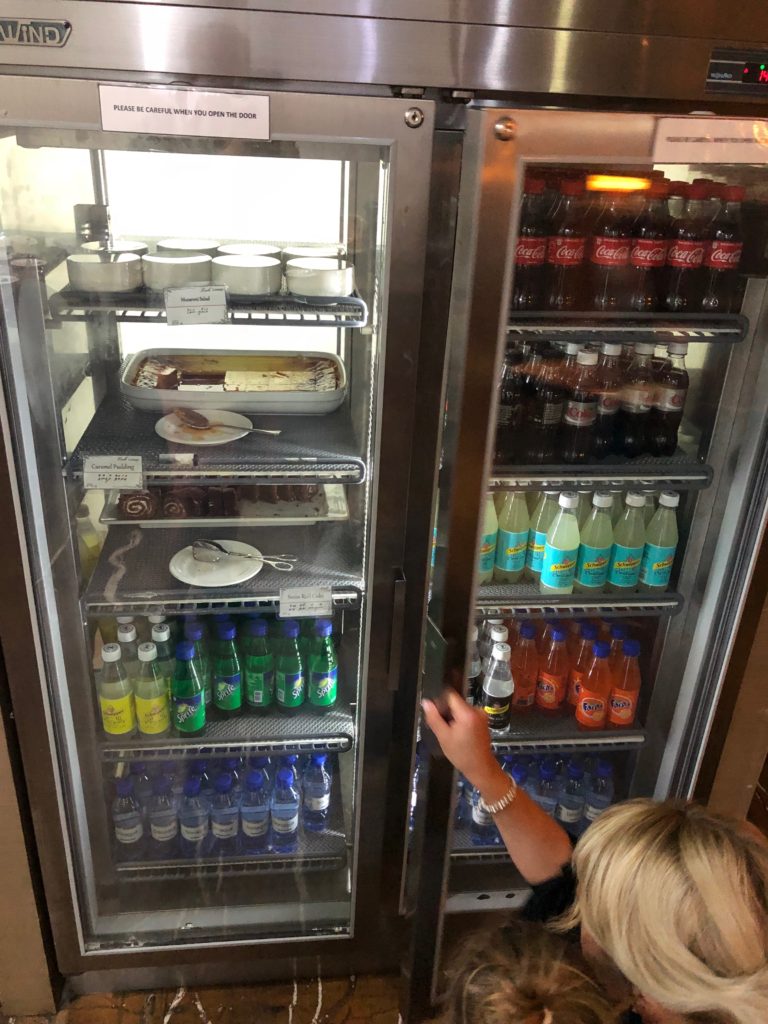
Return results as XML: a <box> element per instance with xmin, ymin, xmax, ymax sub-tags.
<box><xmin>701</xmin><ymin>185</ymin><xmax>744</xmax><ymax>314</ymax></box>
<box><xmin>495</xmin><ymin>343</ymin><xmax>526</xmax><ymax>464</ymax></box>
<box><xmin>628</xmin><ymin>182</ymin><xmax>670</xmax><ymax>313</ymax></box>
<box><xmin>544</xmin><ymin>179</ymin><xmax>587</xmax><ymax>311</ymax></box>
<box><xmin>511</xmin><ymin>177</ymin><xmax>549</xmax><ymax>311</ymax></box>
<box><xmin>559</xmin><ymin>349</ymin><xmax>600</xmax><ymax>464</ymax></box>
<box><xmin>593</xmin><ymin>342</ymin><xmax>624</xmax><ymax>459</ymax></box>
<box><xmin>589</xmin><ymin>191</ymin><xmax>632</xmax><ymax>312</ymax></box>
<box><xmin>525</xmin><ymin>349</ymin><xmax>565</xmax><ymax>464</ymax></box>
<box><xmin>666</xmin><ymin>181</ymin><xmax>689</xmax><ymax>221</ymax></box>
<box><xmin>616</xmin><ymin>342</ymin><xmax>655</xmax><ymax>458</ymax></box>
<box><xmin>664</xmin><ymin>181</ymin><xmax>710</xmax><ymax>312</ymax></box>
<box><xmin>560</xmin><ymin>342</ymin><xmax>584</xmax><ymax>392</ymax></box>
<box><xmin>648</xmin><ymin>341</ymin><xmax>689</xmax><ymax>456</ymax></box>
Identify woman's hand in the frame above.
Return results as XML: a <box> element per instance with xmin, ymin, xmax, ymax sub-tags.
<box><xmin>422</xmin><ymin>690</ymin><xmax>504</xmax><ymax>792</ymax></box>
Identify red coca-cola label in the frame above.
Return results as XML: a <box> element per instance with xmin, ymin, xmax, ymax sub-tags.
<box><xmin>705</xmin><ymin>241</ymin><xmax>743</xmax><ymax>270</ymax></box>
<box><xmin>547</xmin><ymin>236</ymin><xmax>585</xmax><ymax>266</ymax></box>
<box><xmin>667</xmin><ymin>240</ymin><xmax>705</xmax><ymax>268</ymax></box>
<box><xmin>564</xmin><ymin>399</ymin><xmax>597</xmax><ymax>427</ymax></box>
<box><xmin>590</xmin><ymin>236</ymin><xmax>630</xmax><ymax>267</ymax></box>
<box><xmin>654</xmin><ymin>386</ymin><xmax>686</xmax><ymax>412</ymax></box>
<box><xmin>516</xmin><ymin>236</ymin><xmax>547</xmax><ymax>266</ymax></box>
<box><xmin>630</xmin><ymin>238</ymin><xmax>668</xmax><ymax>269</ymax></box>
<box><xmin>598</xmin><ymin>391</ymin><xmax>621</xmax><ymax>415</ymax></box>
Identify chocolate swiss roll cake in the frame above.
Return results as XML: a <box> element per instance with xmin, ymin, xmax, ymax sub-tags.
<box><xmin>293</xmin><ymin>484</ymin><xmax>319</xmax><ymax>502</ymax></box>
<box><xmin>277</xmin><ymin>485</ymin><xmax>296</xmax><ymax>502</ymax></box>
<box><xmin>221</xmin><ymin>487</ymin><xmax>238</xmax><ymax>516</ymax></box>
<box><xmin>206</xmin><ymin>487</ymin><xmax>224</xmax><ymax>516</ymax></box>
<box><xmin>117</xmin><ymin>489</ymin><xmax>160</xmax><ymax>520</ymax></box>
<box><xmin>260</xmin><ymin>485</ymin><xmax>279</xmax><ymax>504</ymax></box>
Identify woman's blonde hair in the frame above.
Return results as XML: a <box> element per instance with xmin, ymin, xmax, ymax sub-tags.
<box><xmin>559</xmin><ymin>799</ymin><xmax>768</xmax><ymax>1024</ymax></box>
<box><xmin>443</xmin><ymin>919</ymin><xmax>617</xmax><ymax>1024</ymax></box>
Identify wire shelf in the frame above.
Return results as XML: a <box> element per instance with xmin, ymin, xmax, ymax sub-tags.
<box><xmin>507</xmin><ymin>311</ymin><xmax>747</xmax><ymax>343</ymax></box>
<box><xmin>477</xmin><ymin>581</ymin><xmax>682</xmax><ymax>618</ymax></box>
<box><xmin>488</xmin><ymin>715</ymin><xmax>646</xmax><ymax>752</ymax></box>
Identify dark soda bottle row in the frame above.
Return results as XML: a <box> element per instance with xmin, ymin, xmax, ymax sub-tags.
<box><xmin>512</xmin><ymin>173</ymin><xmax>744</xmax><ymax>315</ymax></box>
<box><xmin>495</xmin><ymin>337</ymin><xmax>688</xmax><ymax>464</ymax></box>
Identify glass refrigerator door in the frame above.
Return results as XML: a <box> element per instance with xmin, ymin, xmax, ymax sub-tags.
<box><xmin>406</xmin><ymin>108</ymin><xmax>768</xmax><ymax>1010</ymax></box>
<box><xmin>0</xmin><ymin>86</ymin><xmax>433</xmax><ymax>966</ymax></box>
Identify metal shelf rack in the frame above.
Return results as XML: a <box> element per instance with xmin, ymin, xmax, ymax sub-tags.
<box><xmin>476</xmin><ymin>581</ymin><xmax>682</xmax><ymax>618</ymax></box>
<box><xmin>507</xmin><ymin>311</ymin><xmax>748</xmax><ymax>344</ymax></box>
<box><xmin>489</xmin><ymin>715</ymin><xmax>646</xmax><ymax>753</ymax></box>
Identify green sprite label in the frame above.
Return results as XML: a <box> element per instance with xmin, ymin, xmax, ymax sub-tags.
<box><xmin>245</xmin><ymin>662</ymin><xmax>274</xmax><ymax>707</ymax></box>
<box><xmin>214</xmin><ymin>672</ymin><xmax>242</xmax><ymax>712</ymax></box>
<box><xmin>309</xmin><ymin>667</ymin><xmax>337</xmax><ymax>708</ymax></box>
<box><xmin>172</xmin><ymin>692</ymin><xmax>205</xmax><ymax>733</ymax></box>
<box><xmin>276</xmin><ymin>670</ymin><xmax>304</xmax><ymax>710</ymax></box>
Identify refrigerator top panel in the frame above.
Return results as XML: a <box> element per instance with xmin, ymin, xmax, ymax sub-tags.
<box><xmin>1</xmin><ymin>2</ymin><xmax>768</xmax><ymax>102</ymax></box>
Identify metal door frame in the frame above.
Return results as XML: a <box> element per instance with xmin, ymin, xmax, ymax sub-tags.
<box><xmin>0</xmin><ymin>78</ymin><xmax>435</xmax><ymax>976</ymax></box>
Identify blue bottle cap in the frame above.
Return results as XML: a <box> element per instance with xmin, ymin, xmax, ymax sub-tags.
<box><xmin>581</xmin><ymin>623</ymin><xmax>598</xmax><ymax>639</ymax></box>
<box><xmin>222</xmin><ymin>758</ymin><xmax>239</xmax><ymax>771</ymax></box>
<box><xmin>213</xmin><ymin>613</ymin><xmax>231</xmax><ymax>621</ymax></box>
<box><xmin>310</xmin><ymin>753</ymin><xmax>327</xmax><ymax>766</ymax></box>
<box><xmin>539</xmin><ymin>762</ymin><xmax>556</xmax><ymax>781</ymax></box>
<box><xmin>596</xmin><ymin>759</ymin><xmax>614</xmax><ymax>777</ymax></box>
<box><xmin>115</xmin><ymin>777</ymin><xmax>134</xmax><ymax>797</ymax></box>
<box><xmin>158</xmin><ymin>761</ymin><xmax>176</xmax><ymax>774</ymax></box>
<box><xmin>281</xmin><ymin>620</ymin><xmax>300</xmax><ymax>638</ymax></box>
<box><xmin>623</xmin><ymin>638</ymin><xmax>641</xmax><ymax>657</ymax></box>
<box><xmin>314</xmin><ymin>618</ymin><xmax>333</xmax><ymax>637</ymax></box>
<box><xmin>129</xmin><ymin>761</ymin><xmax>147</xmax><ymax>773</ymax></box>
<box><xmin>175</xmin><ymin>640</ymin><xmax>195</xmax><ymax>660</ymax></box>
<box><xmin>246</xmin><ymin>769</ymin><xmax>266</xmax><ymax>790</ymax></box>
<box><xmin>545</xmin><ymin>617</ymin><xmax>562</xmax><ymax>627</ymax></box>
<box><xmin>184</xmin><ymin>622</ymin><xmax>204</xmax><ymax>641</ymax></box>
<box><xmin>153</xmin><ymin>775</ymin><xmax>172</xmax><ymax>795</ymax></box>
<box><xmin>275</xmin><ymin>767</ymin><xmax>295</xmax><ymax>788</ymax></box>
<box><xmin>246</xmin><ymin>618</ymin><xmax>268</xmax><ymax>637</ymax></box>
<box><xmin>610</xmin><ymin>623</ymin><xmax>627</xmax><ymax>640</ymax></box>
<box><xmin>188</xmin><ymin>760</ymin><xmax>207</xmax><ymax>774</ymax></box>
<box><xmin>551</xmin><ymin>628</ymin><xmax>567</xmax><ymax>642</ymax></box>
<box><xmin>218</xmin><ymin>623</ymin><xmax>237</xmax><ymax>640</ymax></box>
<box><xmin>593</xmin><ymin>640</ymin><xmax>610</xmax><ymax>658</ymax></box>
<box><xmin>214</xmin><ymin>772</ymin><xmax>233</xmax><ymax>793</ymax></box>
<box><xmin>567</xmin><ymin>762</ymin><xmax>584</xmax><ymax>781</ymax></box>
<box><xmin>511</xmin><ymin>764</ymin><xmax>528</xmax><ymax>786</ymax></box>
<box><xmin>519</xmin><ymin>622</ymin><xmax>537</xmax><ymax>640</ymax></box>
<box><xmin>282</xmin><ymin>754</ymin><xmax>299</xmax><ymax>765</ymax></box>
<box><xmin>249</xmin><ymin>755</ymin><xmax>270</xmax><ymax>768</ymax></box>
<box><xmin>183</xmin><ymin>776</ymin><xmax>201</xmax><ymax>798</ymax></box>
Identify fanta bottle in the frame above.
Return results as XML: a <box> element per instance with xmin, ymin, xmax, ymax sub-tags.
<box><xmin>535</xmin><ymin>627</ymin><xmax>569</xmax><ymax>715</ymax></box>
<box><xmin>576</xmin><ymin>640</ymin><xmax>612</xmax><ymax>730</ymax></box>
<box><xmin>608</xmin><ymin>638</ymin><xmax>642</xmax><ymax>727</ymax></box>
<box><xmin>510</xmin><ymin>622</ymin><xmax>538</xmax><ymax>712</ymax></box>
<box><xmin>608</xmin><ymin>623</ymin><xmax>627</xmax><ymax>679</ymax></box>
<box><xmin>538</xmin><ymin>618</ymin><xmax>563</xmax><ymax>654</ymax></box>
<box><xmin>567</xmin><ymin>622</ymin><xmax>598</xmax><ymax>707</ymax></box>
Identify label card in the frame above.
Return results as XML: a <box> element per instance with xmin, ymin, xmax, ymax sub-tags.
<box><xmin>279</xmin><ymin>587</ymin><xmax>333</xmax><ymax>619</ymax></box>
<box><xmin>99</xmin><ymin>85</ymin><xmax>270</xmax><ymax>140</ymax></box>
<box><xmin>653</xmin><ymin>116</ymin><xmax>768</xmax><ymax>164</ymax></box>
<box><xmin>165</xmin><ymin>285</ymin><xmax>228</xmax><ymax>327</ymax></box>
<box><xmin>84</xmin><ymin>455</ymin><xmax>143</xmax><ymax>491</ymax></box>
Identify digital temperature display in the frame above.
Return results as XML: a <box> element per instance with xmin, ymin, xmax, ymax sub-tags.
<box><xmin>742</xmin><ymin>62</ymin><xmax>768</xmax><ymax>84</ymax></box>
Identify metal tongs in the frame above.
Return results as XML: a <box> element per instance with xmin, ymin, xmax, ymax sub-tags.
<box><xmin>192</xmin><ymin>538</ymin><xmax>296</xmax><ymax>571</ymax></box>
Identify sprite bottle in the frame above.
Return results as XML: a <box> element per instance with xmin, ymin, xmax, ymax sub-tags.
<box><xmin>184</xmin><ymin>621</ymin><xmax>212</xmax><ymax>707</ymax></box>
<box><xmin>275</xmin><ymin>619</ymin><xmax>305</xmax><ymax>715</ymax></box>
<box><xmin>307</xmin><ymin>618</ymin><xmax>338</xmax><ymax>713</ymax></box>
<box><xmin>172</xmin><ymin>640</ymin><xmax>206</xmax><ymax>737</ymax></box>
<box><xmin>213</xmin><ymin>622</ymin><xmax>242</xmax><ymax>718</ymax></box>
<box><xmin>242</xmin><ymin>618</ymin><xmax>274</xmax><ymax>710</ymax></box>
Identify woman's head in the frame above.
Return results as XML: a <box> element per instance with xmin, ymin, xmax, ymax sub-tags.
<box><xmin>563</xmin><ymin>799</ymin><xmax>768</xmax><ymax>1024</ymax></box>
<box><xmin>443</xmin><ymin>920</ymin><xmax>617</xmax><ymax>1024</ymax></box>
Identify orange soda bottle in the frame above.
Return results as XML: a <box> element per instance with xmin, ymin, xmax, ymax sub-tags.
<box><xmin>504</xmin><ymin>616</ymin><xmax>522</xmax><ymax>651</ymax></box>
<box><xmin>535</xmin><ymin>627</ymin><xmax>569</xmax><ymax>714</ymax></box>
<box><xmin>567</xmin><ymin>622</ymin><xmax>598</xmax><ymax>707</ymax></box>
<box><xmin>510</xmin><ymin>622</ymin><xmax>538</xmax><ymax>712</ymax></box>
<box><xmin>576</xmin><ymin>640</ymin><xmax>611</xmax><ymax>730</ymax></box>
<box><xmin>537</xmin><ymin>618</ymin><xmax>563</xmax><ymax>654</ymax></box>
<box><xmin>566</xmin><ymin>618</ymin><xmax>583</xmax><ymax>660</ymax></box>
<box><xmin>608</xmin><ymin>638</ymin><xmax>641</xmax><ymax>727</ymax></box>
<box><xmin>608</xmin><ymin>623</ymin><xmax>627</xmax><ymax>678</ymax></box>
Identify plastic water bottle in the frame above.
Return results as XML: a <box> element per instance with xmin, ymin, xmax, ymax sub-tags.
<box><xmin>187</xmin><ymin>760</ymin><xmax>213</xmax><ymax>806</ymax></box>
<box><xmin>158</xmin><ymin>760</ymin><xmax>183</xmax><ymax>800</ymax></box>
<box><xmin>209</xmin><ymin>772</ymin><xmax>239</xmax><ymax>856</ymax></box>
<box><xmin>555</xmin><ymin>761</ymin><xmax>586</xmax><ymax>835</ymax></box>
<box><xmin>533</xmin><ymin>760</ymin><xmax>559</xmax><ymax>816</ymax></box>
<box><xmin>98</xmin><ymin>643</ymin><xmax>136</xmax><ymax>739</ymax></box>
<box><xmin>148</xmin><ymin>775</ymin><xmax>179</xmax><ymax>860</ymax></box>
<box><xmin>271</xmin><ymin>766</ymin><xmax>300</xmax><ymax>852</ymax></box>
<box><xmin>183</xmin><ymin>622</ymin><xmax>212</xmax><ymax>708</ymax></box>
<box><xmin>112</xmin><ymin>777</ymin><xmax>145</xmax><ymax>861</ymax></box>
<box><xmin>128</xmin><ymin>762</ymin><xmax>153</xmax><ymax>811</ymax></box>
<box><xmin>470</xmin><ymin>786</ymin><xmax>498</xmax><ymax>846</ymax></box>
<box><xmin>279</xmin><ymin>754</ymin><xmax>301</xmax><ymax>790</ymax></box>
<box><xmin>178</xmin><ymin>776</ymin><xmax>210</xmax><ymax>858</ymax></box>
<box><xmin>221</xmin><ymin>758</ymin><xmax>243</xmax><ymax>803</ymax></box>
<box><xmin>248</xmin><ymin>755</ymin><xmax>272</xmax><ymax>791</ymax></box>
<box><xmin>583</xmin><ymin>759</ymin><xmax>615</xmax><ymax>829</ymax></box>
<box><xmin>302</xmin><ymin>754</ymin><xmax>332</xmax><ymax>832</ymax></box>
<box><xmin>240</xmin><ymin>768</ymin><xmax>271</xmax><ymax>854</ymax></box>
<box><xmin>480</xmin><ymin>642</ymin><xmax>514</xmax><ymax>732</ymax></box>
<box><xmin>117</xmin><ymin>622</ymin><xmax>139</xmax><ymax>678</ymax></box>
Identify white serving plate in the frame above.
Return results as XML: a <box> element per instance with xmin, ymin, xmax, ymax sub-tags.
<box><xmin>66</xmin><ymin>252</ymin><xmax>143</xmax><ymax>293</ymax></box>
<box><xmin>285</xmin><ymin>257</ymin><xmax>355</xmax><ymax>298</ymax></box>
<box><xmin>212</xmin><ymin>255</ymin><xmax>282</xmax><ymax>296</ymax></box>
<box><xmin>120</xmin><ymin>348</ymin><xmax>347</xmax><ymax>415</ymax></box>
<box><xmin>142</xmin><ymin>254</ymin><xmax>212</xmax><ymax>290</ymax></box>
<box><xmin>101</xmin><ymin>484</ymin><xmax>348</xmax><ymax>528</ymax></box>
<box><xmin>169</xmin><ymin>539</ymin><xmax>262</xmax><ymax>587</ymax></box>
<box><xmin>157</xmin><ymin>238</ymin><xmax>221</xmax><ymax>258</ymax></box>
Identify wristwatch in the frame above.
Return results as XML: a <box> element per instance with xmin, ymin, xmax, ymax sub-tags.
<box><xmin>480</xmin><ymin>779</ymin><xmax>518</xmax><ymax>815</ymax></box>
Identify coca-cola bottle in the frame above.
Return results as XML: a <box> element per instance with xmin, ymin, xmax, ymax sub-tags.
<box><xmin>495</xmin><ymin>343</ymin><xmax>526</xmax><ymax>463</ymax></box>
<box><xmin>511</xmin><ymin>178</ymin><xmax>549</xmax><ymax>311</ymax></box>
<box><xmin>705</xmin><ymin>181</ymin><xmax>724</xmax><ymax>223</ymax></box>
<box><xmin>525</xmin><ymin>349</ymin><xmax>565</xmax><ymax>464</ymax></box>
<box><xmin>648</xmin><ymin>341</ymin><xmax>689</xmax><ymax>456</ymax></box>
<box><xmin>593</xmin><ymin>342</ymin><xmax>624</xmax><ymax>459</ymax></box>
<box><xmin>667</xmin><ymin>181</ymin><xmax>688</xmax><ymax>221</ymax></box>
<box><xmin>664</xmin><ymin>182</ymin><xmax>710</xmax><ymax>312</ymax></box>
<box><xmin>615</xmin><ymin>342</ymin><xmax>655</xmax><ymax>458</ymax></box>
<box><xmin>701</xmin><ymin>185</ymin><xmax>744</xmax><ymax>314</ymax></box>
<box><xmin>627</xmin><ymin>182</ymin><xmax>670</xmax><ymax>312</ymax></box>
<box><xmin>559</xmin><ymin>350</ymin><xmax>599</xmax><ymax>463</ymax></box>
<box><xmin>589</xmin><ymin>191</ymin><xmax>632</xmax><ymax>311</ymax></box>
<box><xmin>560</xmin><ymin>342</ymin><xmax>583</xmax><ymax>391</ymax></box>
<box><xmin>545</xmin><ymin>179</ymin><xmax>587</xmax><ymax>311</ymax></box>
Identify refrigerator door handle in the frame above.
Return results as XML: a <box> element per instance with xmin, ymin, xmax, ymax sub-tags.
<box><xmin>387</xmin><ymin>569</ymin><xmax>407</xmax><ymax>691</ymax></box>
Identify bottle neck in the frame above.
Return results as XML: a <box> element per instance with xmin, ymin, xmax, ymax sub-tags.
<box><xmin>684</xmin><ymin>198</ymin><xmax>707</xmax><ymax>219</ymax></box>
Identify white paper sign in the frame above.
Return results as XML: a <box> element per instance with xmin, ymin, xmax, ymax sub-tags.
<box><xmin>165</xmin><ymin>285</ymin><xmax>229</xmax><ymax>326</ymax></box>
<box><xmin>99</xmin><ymin>85</ymin><xmax>270</xmax><ymax>140</ymax></box>
<box><xmin>83</xmin><ymin>456</ymin><xmax>143</xmax><ymax>491</ymax></box>
<box><xmin>279</xmin><ymin>587</ymin><xmax>333</xmax><ymax>619</ymax></box>
<box><xmin>653</xmin><ymin>117</ymin><xmax>768</xmax><ymax>164</ymax></box>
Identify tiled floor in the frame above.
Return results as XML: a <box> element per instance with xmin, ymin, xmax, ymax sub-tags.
<box><xmin>2</xmin><ymin>976</ymin><xmax>400</xmax><ymax>1024</ymax></box>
